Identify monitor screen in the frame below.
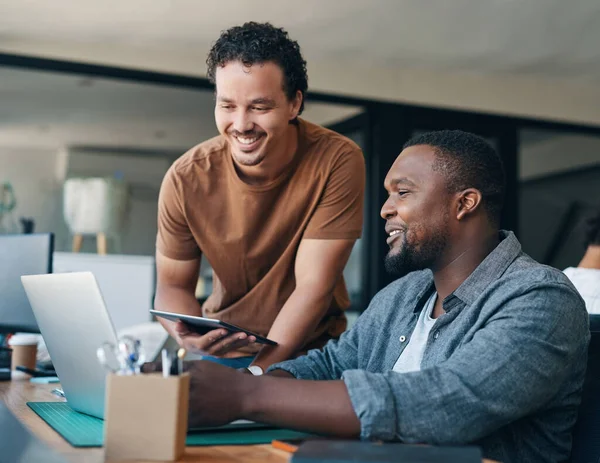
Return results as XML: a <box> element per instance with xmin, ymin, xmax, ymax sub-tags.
<box><xmin>0</xmin><ymin>233</ymin><xmax>53</xmax><ymax>333</ymax></box>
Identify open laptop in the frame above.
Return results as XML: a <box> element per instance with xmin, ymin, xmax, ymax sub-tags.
<box><xmin>20</xmin><ymin>272</ymin><xmax>267</xmax><ymax>430</ymax></box>
<box><xmin>21</xmin><ymin>272</ymin><xmax>119</xmax><ymax>418</ymax></box>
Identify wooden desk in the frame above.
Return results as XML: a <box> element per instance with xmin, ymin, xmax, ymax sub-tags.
<box><xmin>0</xmin><ymin>379</ymin><xmax>288</xmax><ymax>462</ymax></box>
<box><xmin>1</xmin><ymin>379</ymin><xmax>496</xmax><ymax>463</ymax></box>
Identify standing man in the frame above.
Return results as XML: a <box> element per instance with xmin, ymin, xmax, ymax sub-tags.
<box><xmin>154</xmin><ymin>22</ymin><xmax>365</xmax><ymax>373</ymax></box>
<box><xmin>146</xmin><ymin>130</ymin><xmax>588</xmax><ymax>463</ymax></box>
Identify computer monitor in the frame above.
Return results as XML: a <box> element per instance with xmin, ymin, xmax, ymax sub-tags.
<box><xmin>0</xmin><ymin>233</ymin><xmax>53</xmax><ymax>333</ymax></box>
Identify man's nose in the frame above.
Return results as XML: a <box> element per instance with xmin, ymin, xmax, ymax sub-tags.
<box><xmin>233</xmin><ymin>110</ymin><xmax>254</xmax><ymax>133</ymax></box>
<box><xmin>380</xmin><ymin>196</ymin><xmax>396</xmax><ymax>220</ymax></box>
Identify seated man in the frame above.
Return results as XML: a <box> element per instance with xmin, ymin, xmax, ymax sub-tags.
<box><xmin>564</xmin><ymin>209</ymin><xmax>600</xmax><ymax>313</ymax></box>
<box><xmin>146</xmin><ymin>130</ymin><xmax>589</xmax><ymax>463</ymax></box>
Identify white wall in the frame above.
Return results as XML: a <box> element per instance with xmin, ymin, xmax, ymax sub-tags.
<box><xmin>0</xmin><ymin>146</ymin><xmax>65</xmax><ymax>235</ymax></box>
<box><xmin>3</xmin><ymin>41</ymin><xmax>600</xmax><ymax>127</ymax></box>
<box><xmin>66</xmin><ymin>150</ymin><xmax>171</xmax><ymax>256</ymax></box>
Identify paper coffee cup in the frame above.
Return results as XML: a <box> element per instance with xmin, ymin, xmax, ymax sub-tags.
<box><xmin>8</xmin><ymin>334</ymin><xmax>39</xmax><ymax>371</ymax></box>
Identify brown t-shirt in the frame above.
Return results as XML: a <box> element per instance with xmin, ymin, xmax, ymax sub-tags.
<box><xmin>156</xmin><ymin>118</ymin><xmax>365</xmax><ymax>353</ymax></box>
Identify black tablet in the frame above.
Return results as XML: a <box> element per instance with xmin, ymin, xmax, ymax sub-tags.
<box><xmin>150</xmin><ymin>310</ymin><xmax>277</xmax><ymax>346</ymax></box>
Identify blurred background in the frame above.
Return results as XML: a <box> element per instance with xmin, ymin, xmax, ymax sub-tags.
<box><xmin>0</xmin><ymin>0</ymin><xmax>598</xmax><ymax>320</ymax></box>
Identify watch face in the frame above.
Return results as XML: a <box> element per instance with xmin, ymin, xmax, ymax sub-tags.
<box><xmin>247</xmin><ymin>365</ymin><xmax>264</xmax><ymax>376</ymax></box>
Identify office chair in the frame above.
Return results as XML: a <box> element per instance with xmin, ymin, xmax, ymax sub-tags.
<box><xmin>569</xmin><ymin>314</ymin><xmax>600</xmax><ymax>463</ymax></box>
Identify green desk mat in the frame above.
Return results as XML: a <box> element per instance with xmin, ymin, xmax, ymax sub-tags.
<box><xmin>27</xmin><ymin>402</ymin><xmax>311</xmax><ymax>447</ymax></box>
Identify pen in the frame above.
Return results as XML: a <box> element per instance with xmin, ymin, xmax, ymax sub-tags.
<box><xmin>161</xmin><ymin>348</ymin><xmax>170</xmax><ymax>378</ymax></box>
<box><xmin>16</xmin><ymin>365</ymin><xmax>57</xmax><ymax>377</ymax></box>
<box><xmin>169</xmin><ymin>351</ymin><xmax>179</xmax><ymax>375</ymax></box>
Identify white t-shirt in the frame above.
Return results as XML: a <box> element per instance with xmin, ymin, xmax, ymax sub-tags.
<box><xmin>563</xmin><ymin>267</ymin><xmax>600</xmax><ymax>314</ymax></box>
<box><xmin>393</xmin><ymin>292</ymin><xmax>437</xmax><ymax>373</ymax></box>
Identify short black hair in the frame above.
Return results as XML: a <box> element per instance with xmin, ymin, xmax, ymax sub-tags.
<box><xmin>403</xmin><ymin>130</ymin><xmax>506</xmax><ymax>226</ymax></box>
<box><xmin>206</xmin><ymin>22</ymin><xmax>308</xmax><ymax>115</ymax></box>
<box><xmin>583</xmin><ymin>209</ymin><xmax>600</xmax><ymax>247</ymax></box>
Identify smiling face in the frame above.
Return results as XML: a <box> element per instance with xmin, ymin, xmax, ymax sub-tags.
<box><xmin>381</xmin><ymin>145</ymin><xmax>453</xmax><ymax>278</ymax></box>
<box><xmin>214</xmin><ymin>60</ymin><xmax>302</xmax><ymax>169</ymax></box>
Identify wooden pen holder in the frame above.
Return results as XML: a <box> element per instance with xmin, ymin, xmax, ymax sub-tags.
<box><xmin>104</xmin><ymin>372</ymin><xmax>190</xmax><ymax>462</ymax></box>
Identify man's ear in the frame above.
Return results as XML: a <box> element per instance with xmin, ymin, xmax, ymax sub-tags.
<box><xmin>456</xmin><ymin>188</ymin><xmax>483</xmax><ymax>220</ymax></box>
<box><xmin>289</xmin><ymin>90</ymin><xmax>302</xmax><ymax>121</ymax></box>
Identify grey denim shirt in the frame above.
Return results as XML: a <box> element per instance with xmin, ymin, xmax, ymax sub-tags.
<box><xmin>270</xmin><ymin>231</ymin><xmax>589</xmax><ymax>463</ymax></box>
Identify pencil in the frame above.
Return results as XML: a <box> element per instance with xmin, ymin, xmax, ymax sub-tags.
<box><xmin>177</xmin><ymin>347</ymin><xmax>186</xmax><ymax>374</ymax></box>
<box><xmin>271</xmin><ymin>439</ymin><xmax>300</xmax><ymax>453</ymax></box>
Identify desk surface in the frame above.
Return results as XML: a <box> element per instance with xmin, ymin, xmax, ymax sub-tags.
<box><xmin>0</xmin><ymin>379</ymin><xmax>289</xmax><ymax>463</ymax></box>
<box><xmin>0</xmin><ymin>379</ymin><xmax>496</xmax><ymax>463</ymax></box>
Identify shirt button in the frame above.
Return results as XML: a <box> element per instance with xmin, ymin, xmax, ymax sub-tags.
<box><xmin>399</xmin><ymin>335</ymin><xmax>406</xmax><ymax>342</ymax></box>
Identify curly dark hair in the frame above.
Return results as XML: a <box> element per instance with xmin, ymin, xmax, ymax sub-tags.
<box><xmin>206</xmin><ymin>22</ymin><xmax>308</xmax><ymax>115</ymax></box>
<box><xmin>403</xmin><ymin>130</ymin><xmax>506</xmax><ymax>226</ymax></box>
<box><xmin>583</xmin><ymin>209</ymin><xmax>600</xmax><ymax>247</ymax></box>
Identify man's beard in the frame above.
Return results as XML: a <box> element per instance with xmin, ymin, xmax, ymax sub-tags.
<box><xmin>384</xmin><ymin>228</ymin><xmax>448</xmax><ymax>278</ymax></box>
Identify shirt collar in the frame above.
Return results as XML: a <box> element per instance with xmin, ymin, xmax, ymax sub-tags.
<box><xmin>451</xmin><ymin>230</ymin><xmax>521</xmax><ymax>306</ymax></box>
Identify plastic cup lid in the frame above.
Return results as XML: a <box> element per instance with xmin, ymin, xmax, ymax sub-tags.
<box><xmin>8</xmin><ymin>334</ymin><xmax>40</xmax><ymax>347</ymax></box>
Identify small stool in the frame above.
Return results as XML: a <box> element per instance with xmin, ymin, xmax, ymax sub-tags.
<box><xmin>72</xmin><ymin>233</ymin><xmax>107</xmax><ymax>255</ymax></box>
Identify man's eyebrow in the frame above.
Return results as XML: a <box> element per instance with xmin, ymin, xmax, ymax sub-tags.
<box><xmin>215</xmin><ymin>96</ymin><xmax>276</xmax><ymax>106</ymax></box>
<box><xmin>249</xmin><ymin>97</ymin><xmax>276</xmax><ymax>106</ymax></box>
<box><xmin>389</xmin><ymin>177</ymin><xmax>417</xmax><ymax>188</ymax></box>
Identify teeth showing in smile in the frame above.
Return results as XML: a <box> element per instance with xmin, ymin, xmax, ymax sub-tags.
<box><xmin>389</xmin><ymin>230</ymin><xmax>401</xmax><ymax>237</ymax></box>
<box><xmin>236</xmin><ymin>136</ymin><xmax>259</xmax><ymax>145</ymax></box>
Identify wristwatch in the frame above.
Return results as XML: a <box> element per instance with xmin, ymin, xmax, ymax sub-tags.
<box><xmin>246</xmin><ymin>365</ymin><xmax>264</xmax><ymax>376</ymax></box>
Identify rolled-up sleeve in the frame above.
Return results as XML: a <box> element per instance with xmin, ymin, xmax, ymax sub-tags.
<box><xmin>268</xmin><ymin>312</ymin><xmax>362</xmax><ymax>380</ymax></box>
<box><xmin>342</xmin><ymin>369</ymin><xmax>399</xmax><ymax>440</ymax></box>
<box><xmin>342</xmin><ymin>282</ymin><xmax>588</xmax><ymax>443</ymax></box>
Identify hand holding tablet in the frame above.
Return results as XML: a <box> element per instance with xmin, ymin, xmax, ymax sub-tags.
<box><xmin>150</xmin><ymin>309</ymin><xmax>277</xmax><ymax>346</ymax></box>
